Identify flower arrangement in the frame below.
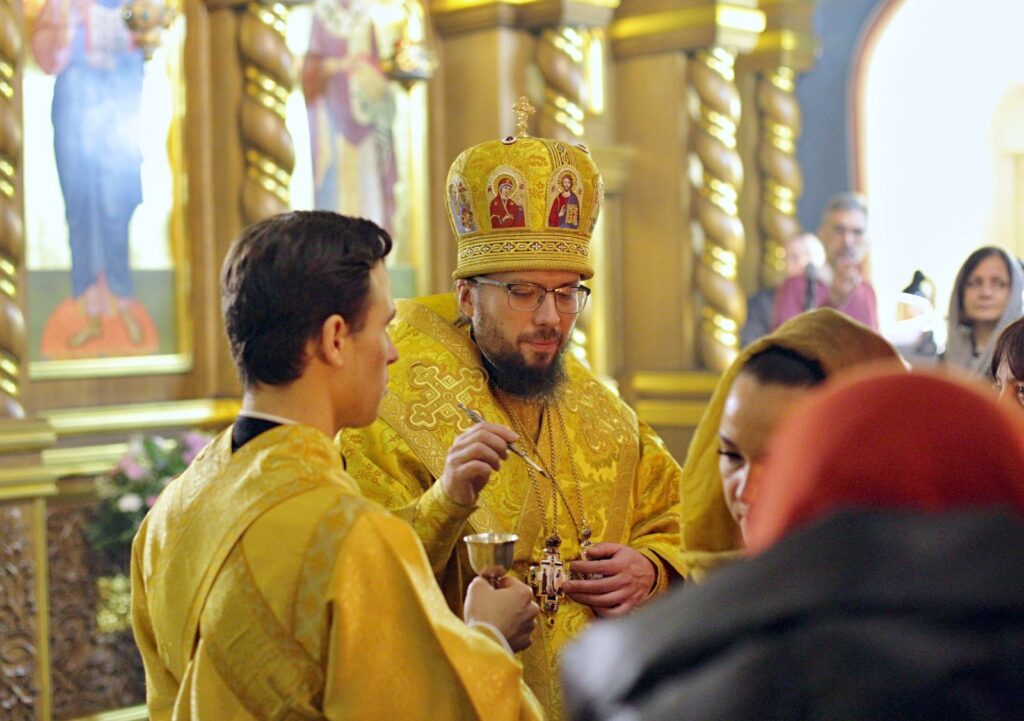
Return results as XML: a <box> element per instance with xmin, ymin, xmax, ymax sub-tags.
<box><xmin>87</xmin><ymin>431</ymin><xmax>212</xmax><ymax>558</ymax></box>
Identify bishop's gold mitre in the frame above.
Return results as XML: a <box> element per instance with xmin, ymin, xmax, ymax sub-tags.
<box><xmin>446</xmin><ymin>97</ymin><xmax>604</xmax><ymax>280</ymax></box>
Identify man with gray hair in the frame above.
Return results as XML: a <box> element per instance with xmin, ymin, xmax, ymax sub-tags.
<box><xmin>772</xmin><ymin>192</ymin><xmax>878</xmax><ymax>330</ymax></box>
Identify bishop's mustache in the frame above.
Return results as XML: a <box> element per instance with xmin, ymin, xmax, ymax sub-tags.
<box><xmin>521</xmin><ymin>330</ymin><xmax>563</xmax><ymax>344</ymax></box>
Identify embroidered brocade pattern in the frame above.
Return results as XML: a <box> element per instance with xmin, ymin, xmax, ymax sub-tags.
<box><xmin>341</xmin><ymin>295</ymin><xmax>684</xmax><ymax>721</ymax></box>
<box><xmin>457</xmin><ymin>237</ymin><xmax>590</xmax><ymax>264</ymax></box>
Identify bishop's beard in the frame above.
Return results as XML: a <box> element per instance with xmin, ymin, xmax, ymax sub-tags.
<box><xmin>472</xmin><ymin>321</ymin><xmax>568</xmax><ymax>400</ymax></box>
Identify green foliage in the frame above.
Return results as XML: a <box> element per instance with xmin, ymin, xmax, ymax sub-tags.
<box><xmin>86</xmin><ymin>431</ymin><xmax>212</xmax><ymax>556</ymax></box>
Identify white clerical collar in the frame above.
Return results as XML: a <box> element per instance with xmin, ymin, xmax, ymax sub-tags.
<box><xmin>238</xmin><ymin>409</ymin><xmax>298</xmax><ymax>426</ymax></box>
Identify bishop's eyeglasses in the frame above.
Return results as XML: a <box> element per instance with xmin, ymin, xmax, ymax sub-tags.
<box><xmin>471</xmin><ymin>276</ymin><xmax>591</xmax><ymax>315</ymax></box>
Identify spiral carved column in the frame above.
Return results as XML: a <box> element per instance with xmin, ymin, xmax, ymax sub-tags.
<box><xmin>536</xmin><ymin>26</ymin><xmax>587</xmax><ymax>141</ymax></box>
<box><xmin>239</xmin><ymin>2</ymin><xmax>294</xmax><ymax>224</ymax></box>
<box><xmin>0</xmin><ymin>0</ymin><xmax>25</xmax><ymax>419</ymax></box>
<box><xmin>536</xmin><ymin>25</ymin><xmax>594</xmax><ymax>365</ymax></box>
<box><xmin>690</xmin><ymin>47</ymin><xmax>745</xmax><ymax>371</ymax></box>
<box><xmin>756</xmin><ymin>66</ymin><xmax>802</xmax><ymax>289</ymax></box>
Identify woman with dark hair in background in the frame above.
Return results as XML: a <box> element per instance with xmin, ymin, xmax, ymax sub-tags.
<box><xmin>944</xmin><ymin>246</ymin><xmax>1024</xmax><ymax>377</ymax></box>
<box><xmin>992</xmin><ymin>315</ymin><xmax>1024</xmax><ymax>410</ymax></box>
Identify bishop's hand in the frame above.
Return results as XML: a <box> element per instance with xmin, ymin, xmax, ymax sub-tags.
<box><xmin>441</xmin><ymin>422</ymin><xmax>519</xmax><ymax>507</ymax></box>
<box><xmin>562</xmin><ymin>542</ymin><xmax>656</xmax><ymax>618</ymax></box>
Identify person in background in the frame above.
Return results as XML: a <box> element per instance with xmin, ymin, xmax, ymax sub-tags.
<box><xmin>563</xmin><ymin>370</ymin><xmax>1024</xmax><ymax>721</ymax></box>
<box><xmin>944</xmin><ymin>246</ymin><xmax>1024</xmax><ymax>378</ymax></box>
<box><xmin>773</xmin><ymin>192</ymin><xmax>878</xmax><ymax>331</ymax></box>
<box><xmin>740</xmin><ymin>233</ymin><xmax>825</xmax><ymax>347</ymax></box>
<box><xmin>992</xmin><ymin>315</ymin><xmax>1024</xmax><ymax>410</ymax></box>
<box><xmin>132</xmin><ymin>211</ymin><xmax>542</xmax><ymax>720</ymax></box>
<box><xmin>679</xmin><ymin>308</ymin><xmax>900</xmax><ymax>580</ymax></box>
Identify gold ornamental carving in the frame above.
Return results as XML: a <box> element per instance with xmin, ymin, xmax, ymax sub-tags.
<box><xmin>239</xmin><ymin>2</ymin><xmax>295</xmax><ymax>224</ymax></box>
<box><xmin>48</xmin><ymin>504</ymin><xmax>145</xmax><ymax>718</ymax></box>
<box><xmin>690</xmin><ymin>46</ymin><xmax>745</xmax><ymax>371</ymax></box>
<box><xmin>0</xmin><ymin>505</ymin><xmax>38</xmax><ymax>720</ymax></box>
<box><xmin>756</xmin><ymin>66</ymin><xmax>802</xmax><ymax>288</ymax></box>
<box><xmin>0</xmin><ymin>0</ymin><xmax>25</xmax><ymax>419</ymax></box>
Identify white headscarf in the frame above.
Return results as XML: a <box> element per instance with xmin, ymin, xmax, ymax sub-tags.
<box><xmin>945</xmin><ymin>247</ymin><xmax>1024</xmax><ymax>377</ymax></box>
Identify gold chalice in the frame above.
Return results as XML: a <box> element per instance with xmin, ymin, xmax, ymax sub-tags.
<box><xmin>464</xmin><ymin>532</ymin><xmax>518</xmax><ymax>587</ymax></box>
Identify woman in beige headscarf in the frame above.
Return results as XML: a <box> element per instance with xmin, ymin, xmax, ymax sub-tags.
<box><xmin>679</xmin><ymin>308</ymin><xmax>902</xmax><ymax>580</ymax></box>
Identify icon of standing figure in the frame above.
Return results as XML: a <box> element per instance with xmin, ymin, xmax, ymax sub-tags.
<box><xmin>548</xmin><ymin>172</ymin><xmax>580</xmax><ymax>229</ymax></box>
<box><xmin>302</xmin><ymin>0</ymin><xmax>399</xmax><ymax>233</ymax></box>
<box><xmin>31</xmin><ymin>0</ymin><xmax>151</xmax><ymax>351</ymax></box>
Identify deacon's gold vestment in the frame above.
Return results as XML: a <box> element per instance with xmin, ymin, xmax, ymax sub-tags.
<box><xmin>339</xmin><ymin>295</ymin><xmax>685</xmax><ymax>720</ymax></box>
<box><xmin>131</xmin><ymin>423</ymin><xmax>542</xmax><ymax>721</ymax></box>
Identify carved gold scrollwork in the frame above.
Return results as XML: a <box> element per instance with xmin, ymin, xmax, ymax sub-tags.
<box><xmin>0</xmin><ymin>0</ymin><xmax>24</xmax><ymax>419</ymax></box>
<box><xmin>536</xmin><ymin>26</ymin><xmax>586</xmax><ymax>140</ymax></box>
<box><xmin>48</xmin><ymin>505</ymin><xmax>144</xmax><ymax>719</ymax></box>
<box><xmin>690</xmin><ymin>47</ymin><xmax>745</xmax><ymax>371</ymax></box>
<box><xmin>0</xmin><ymin>506</ymin><xmax>38</xmax><ymax>720</ymax></box>
<box><xmin>757</xmin><ymin>66</ymin><xmax>802</xmax><ymax>288</ymax></box>
<box><xmin>239</xmin><ymin>2</ymin><xmax>295</xmax><ymax>224</ymax></box>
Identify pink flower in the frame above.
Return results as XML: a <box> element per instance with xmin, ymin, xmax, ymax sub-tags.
<box><xmin>118</xmin><ymin>456</ymin><xmax>147</xmax><ymax>481</ymax></box>
<box><xmin>146</xmin><ymin>494</ymin><xmax>160</xmax><ymax>508</ymax></box>
<box><xmin>183</xmin><ymin>431</ymin><xmax>210</xmax><ymax>464</ymax></box>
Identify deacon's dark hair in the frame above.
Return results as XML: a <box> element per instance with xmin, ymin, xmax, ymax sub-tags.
<box><xmin>740</xmin><ymin>346</ymin><xmax>827</xmax><ymax>387</ymax></box>
<box><xmin>221</xmin><ymin>211</ymin><xmax>392</xmax><ymax>388</ymax></box>
<box><xmin>956</xmin><ymin>246</ymin><xmax>1012</xmax><ymax>322</ymax></box>
<box><xmin>992</xmin><ymin>316</ymin><xmax>1024</xmax><ymax>381</ymax></box>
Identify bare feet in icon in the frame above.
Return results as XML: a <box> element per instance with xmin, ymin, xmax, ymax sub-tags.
<box><xmin>119</xmin><ymin>307</ymin><xmax>144</xmax><ymax>346</ymax></box>
<box><xmin>67</xmin><ymin>315</ymin><xmax>102</xmax><ymax>348</ymax></box>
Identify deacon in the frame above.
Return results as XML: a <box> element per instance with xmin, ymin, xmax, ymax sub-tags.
<box><xmin>340</xmin><ymin>100</ymin><xmax>685</xmax><ymax>720</ymax></box>
<box><xmin>131</xmin><ymin>211</ymin><xmax>542</xmax><ymax>720</ymax></box>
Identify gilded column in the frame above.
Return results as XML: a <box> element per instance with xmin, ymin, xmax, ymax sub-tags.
<box><xmin>239</xmin><ymin>2</ymin><xmax>294</xmax><ymax>224</ymax></box>
<box><xmin>746</xmin><ymin>0</ymin><xmax>817</xmax><ymax>289</ymax></box>
<box><xmin>535</xmin><ymin>26</ymin><xmax>587</xmax><ymax>141</ymax></box>
<box><xmin>520</xmin><ymin>2</ymin><xmax>617</xmax><ymax>367</ymax></box>
<box><xmin>756</xmin><ymin>67</ymin><xmax>801</xmax><ymax>288</ymax></box>
<box><xmin>690</xmin><ymin>46</ymin><xmax>746</xmax><ymax>371</ymax></box>
<box><xmin>535</xmin><ymin>24</ymin><xmax>590</xmax><ymax>363</ymax></box>
<box><xmin>611</xmin><ymin>0</ymin><xmax>763</xmax><ymax>380</ymax></box>
<box><xmin>0</xmin><ymin>0</ymin><xmax>24</xmax><ymax>419</ymax></box>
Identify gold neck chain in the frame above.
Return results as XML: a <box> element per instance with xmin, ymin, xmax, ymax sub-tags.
<box><xmin>496</xmin><ymin>396</ymin><xmax>591</xmax><ymax>550</ymax></box>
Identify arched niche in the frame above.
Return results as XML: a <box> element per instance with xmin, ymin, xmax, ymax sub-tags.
<box><xmin>853</xmin><ymin>0</ymin><xmax>1024</xmax><ymax>342</ymax></box>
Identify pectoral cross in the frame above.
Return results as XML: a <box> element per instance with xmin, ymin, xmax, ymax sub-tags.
<box><xmin>528</xmin><ymin>541</ymin><xmax>566</xmax><ymax>622</ymax></box>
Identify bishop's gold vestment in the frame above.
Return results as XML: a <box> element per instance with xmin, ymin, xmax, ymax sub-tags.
<box><xmin>131</xmin><ymin>423</ymin><xmax>542</xmax><ymax>721</ymax></box>
<box><xmin>339</xmin><ymin>295</ymin><xmax>685</xmax><ymax>720</ymax></box>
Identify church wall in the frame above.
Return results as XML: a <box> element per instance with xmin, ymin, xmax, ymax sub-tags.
<box><xmin>795</xmin><ymin>0</ymin><xmax>881</xmax><ymax>229</ymax></box>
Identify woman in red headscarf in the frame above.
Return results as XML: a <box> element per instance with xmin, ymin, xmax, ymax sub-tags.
<box><xmin>563</xmin><ymin>370</ymin><xmax>1024</xmax><ymax>721</ymax></box>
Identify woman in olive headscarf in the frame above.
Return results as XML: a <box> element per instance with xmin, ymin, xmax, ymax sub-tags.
<box><xmin>564</xmin><ymin>370</ymin><xmax>1024</xmax><ymax>721</ymax></box>
<box><xmin>679</xmin><ymin>308</ymin><xmax>902</xmax><ymax>580</ymax></box>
